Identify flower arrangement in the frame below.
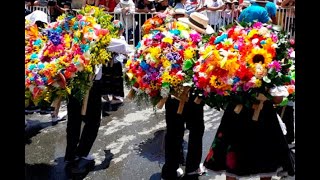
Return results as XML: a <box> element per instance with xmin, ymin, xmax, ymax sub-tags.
<box><xmin>193</xmin><ymin>22</ymin><xmax>295</xmax><ymax>112</ymax></box>
<box><xmin>141</xmin><ymin>11</ymin><xmax>175</xmax><ymax>35</ymax></box>
<box><xmin>25</xmin><ymin>5</ymin><xmax>117</xmax><ymax>107</ymax></box>
<box><xmin>125</xmin><ymin>21</ymin><xmax>202</xmax><ymax>112</ymax></box>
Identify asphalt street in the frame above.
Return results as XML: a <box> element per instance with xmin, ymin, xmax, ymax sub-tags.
<box><xmin>25</xmin><ymin>87</ymin><xmax>295</xmax><ymax>180</ymax></box>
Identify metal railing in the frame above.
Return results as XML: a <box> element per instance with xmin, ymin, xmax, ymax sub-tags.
<box><xmin>26</xmin><ymin>6</ymin><xmax>295</xmax><ymax>45</ymax></box>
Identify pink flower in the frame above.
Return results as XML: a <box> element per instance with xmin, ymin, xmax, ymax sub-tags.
<box><xmin>189</xmin><ymin>33</ymin><xmax>201</xmax><ymax>43</ymax></box>
<box><xmin>268</xmin><ymin>61</ymin><xmax>281</xmax><ymax>72</ymax></box>
<box><xmin>290</xmin><ymin>38</ymin><xmax>295</xmax><ymax>45</ymax></box>
<box><xmin>252</xmin><ymin>22</ymin><xmax>263</xmax><ymax>29</ymax></box>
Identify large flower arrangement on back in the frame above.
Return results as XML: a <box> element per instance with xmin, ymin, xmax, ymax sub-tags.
<box><xmin>193</xmin><ymin>22</ymin><xmax>295</xmax><ymax>110</ymax></box>
<box><xmin>25</xmin><ymin>5</ymin><xmax>117</xmax><ymax>107</ymax></box>
<box><xmin>125</xmin><ymin>21</ymin><xmax>202</xmax><ymax>106</ymax></box>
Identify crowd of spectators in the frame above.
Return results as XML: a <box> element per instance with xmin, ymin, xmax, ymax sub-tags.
<box><xmin>25</xmin><ymin>0</ymin><xmax>295</xmax><ymax>42</ymax></box>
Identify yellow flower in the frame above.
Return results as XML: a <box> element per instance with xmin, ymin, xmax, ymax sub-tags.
<box><xmin>247</xmin><ymin>29</ymin><xmax>258</xmax><ymax>39</ymax></box>
<box><xmin>246</xmin><ymin>48</ymin><xmax>273</xmax><ymax>67</ymax></box>
<box><xmin>162</xmin><ymin>37</ymin><xmax>173</xmax><ymax>44</ymax></box>
<box><xmin>255</xmin><ymin>79</ymin><xmax>262</xmax><ymax>88</ymax></box>
<box><xmin>162</xmin><ymin>72</ymin><xmax>171</xmax><ymax>83</ymax></box>
<box><xmin>162</xmin><ymin>59</ymin><xmax>171</xmax><ymax>69</ymax></box>
<box><xmin>149</xmin><ymin>47</ymin><xmax>161</xmax><ymax>59</ymax></box>
<box><xmin>184</xmin><ymin>48</ymin><xmax>195</xmax><ymax>60</ymax></box>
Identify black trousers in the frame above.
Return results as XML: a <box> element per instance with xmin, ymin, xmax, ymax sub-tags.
<box><xmin>162</xmin><ymin>94</ymin><xmax>205</xmax><ymax>177</ymax></box>
<box><xmin>100</xmin><ymin>59</ymin><xmax>124</xmax><ymax>97</ymax></box>
<box><xmin>64</xmin><ymin>81</ymin><xmax>102</xmax><ymax>161</ymax></box>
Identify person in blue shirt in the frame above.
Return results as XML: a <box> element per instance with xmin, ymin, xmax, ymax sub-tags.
<box><xmin>238</xmin><ymin>0</ymin><xmax>271</xmax><ymax>23</ymax></box>
<box><xmin>173</xmin><ymin>0</ymin><xmax>196</xmax><ymax>15</ymax></box>
<box><xmin>265</xmin><ymin>0</ymin><xmax>277</xmax><ymax>24</ymax></box>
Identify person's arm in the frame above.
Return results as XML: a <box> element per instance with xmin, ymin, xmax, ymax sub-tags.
<box><xmin>114</xmin><ymin>3</ymin><xmax>122</xmax><ymax>12</ymax></box>
<box><xmin>149</xmin><ymin>2</ymin><xmax>156</xmax><ymax>12</ymax></box>
<box><xmin>260</xmin><ymin>10</ymin><xmax>272</xmax><ymax>23</ymax></box>
<box><xmin>206</xmin><ymin>1</ymin><xmax>225</xmax><ymax>12</ymax></box>
<box><xmin>95</xmin><ymin>0</ymin><xmax>100</xmax><ymax>6</ymax></box>
<box><xmin>280</xmin><ymin>0</ymin><xmax>292</xmax><ymax>7</ymax></box>
<box><xmin>129</xmin><ymin>2</ymin><xmax>136</xmax><ymax>13</ymax></box>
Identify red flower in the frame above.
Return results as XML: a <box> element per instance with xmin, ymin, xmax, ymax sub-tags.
<box><xmin>205</xmin><ymin>149</ymin><xmax>214</xmax><ymax>162</ymax></box>
<box><xmin>226</xmin><ymin>152</ymin><xmax>236</xmax><ymax>169</ymax></box>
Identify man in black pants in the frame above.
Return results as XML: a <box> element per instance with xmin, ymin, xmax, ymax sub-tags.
<box><xmin>161</xmin><ymin>91</ymin><xmax>205</xmax><ymax>180</ymax></box>
<box><xmin>64</xmin><ymin>79</ymin><xmax>102</xmax><ymax>174</ymax></box>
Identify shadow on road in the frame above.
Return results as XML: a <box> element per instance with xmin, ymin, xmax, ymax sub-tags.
<box><xmin>25</xmin><ymin>119</ymin><xmax>54</xmax><ymax>145</ymax></box>
<box><xmin>25</xmin><ymin>150</ymin><xmax>114</xmax><ymax>180</ymax></box>
<box><xmin>135</xmin><ymin>129</ymin><xmax>188</xmax><ymax>165</ymax></box>
<box><xmin>149</xmin><ymin>172</ymin><xmax>162</xmax><ymax>180</ymax></box>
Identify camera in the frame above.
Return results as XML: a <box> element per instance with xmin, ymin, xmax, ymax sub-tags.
<box><xmin>48</xmin><ymin>0</ymin><xmax>57</xmax><ymax>6</ymax></box>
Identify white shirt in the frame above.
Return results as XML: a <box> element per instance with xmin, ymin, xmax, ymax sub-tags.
<box><xmin>204</xmin><ymin>0</ymin><xmax>224</xmax><ymax>25</ymax></box>
<box><xmin>114</xmin><ymin>2</ymin><xmax>136</xmax><ymax>30</ymax></box>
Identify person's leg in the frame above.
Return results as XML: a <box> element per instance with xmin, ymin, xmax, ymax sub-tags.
<box><xmin>162</xmin><ymin>97</ymin><xmax>185</xmax><ymax>179</ymax></box>
<box><xmin>184</xmin><ymin>98</ymin><xmax>205</xmax><ymax>174</ymax></box>
<box><xmin>65</xmin><ymin>95</ymin><xmax>83</xmax><ymax>162</ymax></box>
<box><xmin>75</xmin><ymin>81</ymin><xmax>102</xmax><ymax>158</ymax></box>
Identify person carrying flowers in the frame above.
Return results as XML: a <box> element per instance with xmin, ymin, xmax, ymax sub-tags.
<box><xmin>199</xmin><ymin>22</ymin><xmax>295</xmax><ymax>180</ymax></box>
<box><xmin>160</xmin><ymin>12</ymin><xmax>214</xmax><ymax>180</ymax></box>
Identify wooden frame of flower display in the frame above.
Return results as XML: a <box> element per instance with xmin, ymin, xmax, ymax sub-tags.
<box><xmin>25</xmin><ymin>5</ymin><xmax>117</xmax><ymax>109</ymax></box>
<box><xmin>124</xmin><ymin>21</ymin><xmax>202</xmax><ymax>114</ymax></box>
<box><xmin>193</xmin><ymin>22</ymin><xmax>295</xmax><ymax>119</ymax></box>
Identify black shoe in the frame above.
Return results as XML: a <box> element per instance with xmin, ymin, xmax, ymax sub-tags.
<box><xmin>25</xmin><ymin>105</ymin><xmax>40</xmax><ymax>114</ymax></box>
<box><xmin>181</xmin><ymin>174</ymin><xmax>199</xmax><ymax>180</ymax></box>
<box><xmin>39</xmin><ymin>106</ymin><xmax>55</xmax><ymax>115</ymax></box>
<box><xmin>71</xmin><ymin>158</ymin><xmax>95</xmax><ymax>174</ymax></box>
<box><xmin>161</xmin><ymin>167</ymin><xmax>183</xmax><ymax>180</ymax></box>
<box><xmin>64</xmin><ymin>158</ymin><xmax>80</xmax><ymax>172</ymax></box>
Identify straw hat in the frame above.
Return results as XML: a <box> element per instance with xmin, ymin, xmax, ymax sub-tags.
<box><xmin>25</xmin><ymin>10</ymin><xmax>48</xmax><ymax>25</ymax></box>
<box><xmin>178</xmin><ymin>12</ymin><xmax>214</xmax><ymax>34</ymax></box>
<box><xmin>172</xmin><ymin>8</ymin><xmax>187</xmax><ymax>16</ymax></box>
<box><xmin>241</xmin><ymin>0</ymin><xmax>251</xmax><ymax>7</ymax></box>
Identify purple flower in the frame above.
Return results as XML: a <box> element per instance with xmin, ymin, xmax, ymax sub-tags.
<box><xmin>253</xmin><ymin>22</ymin><xmax>263</xmax><ymax>29</ymax></box>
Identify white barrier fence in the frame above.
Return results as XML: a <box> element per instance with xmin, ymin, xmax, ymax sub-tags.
<box><xmin>26</xmin><ymin>6</ymin><xmax>295</xmax><ymax>45</ymax></box>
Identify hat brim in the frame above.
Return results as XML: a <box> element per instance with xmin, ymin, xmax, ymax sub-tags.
<box><xmin>178</xmin><ymin>17</ymin><xmax>214</xmax><ymax>35</ymax></box>
<box><xmin>120</xmin><ymin>0</ymin><xmax>130</xmax><ymax>5</ymax></box>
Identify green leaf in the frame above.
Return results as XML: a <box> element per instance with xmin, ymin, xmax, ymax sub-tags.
<box><xmin>263</xmin><ymin>76</ymin><xmax>271</xmax><ymax>83</ymax></box>
<box><xmin>182</xmin><ymin>59</ymin><xmax>194</xmax><ymax>71</ymax></box>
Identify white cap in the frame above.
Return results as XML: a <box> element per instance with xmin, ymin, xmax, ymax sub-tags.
<box><xmin>25</xmin><ymin>10</ymin><xmax>48</xmax><ymax>25</ymax></box>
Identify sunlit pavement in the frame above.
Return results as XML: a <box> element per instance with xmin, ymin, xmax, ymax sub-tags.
<box><xmin>25</xmin><ymin>87</ymin><xmax>295</xmax><ymax>180</ymax></box>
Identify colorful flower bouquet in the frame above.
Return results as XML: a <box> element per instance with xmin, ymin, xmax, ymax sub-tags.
<box><xmin>193</xmin><ymin>22</ymin><xmax>295</xmax><ymax>118</ymax></box>
<box><xmin>141</xmin><ymin>10</ymin><xmax>176</xmax><ymax>35</ymax></box>
<box><xmin>25</xmin><ymin>5</ymin><xmax>117</xmax><ymax>109</ymax></box>
<box><xmin>125</xmin><ymin>21</ymin><xmax>202</xmax><ymax>113</ymax></box>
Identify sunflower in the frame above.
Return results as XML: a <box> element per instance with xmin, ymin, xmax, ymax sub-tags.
<box><xmin>246</xmin><ymin>48</ymin><xmax>273</xmax><ymax>67</ymax></box>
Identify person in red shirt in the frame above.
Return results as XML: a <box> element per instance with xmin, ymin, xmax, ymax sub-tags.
<box><xmin>106</xmin><ymin>0</ymin><xmax>119</xmax><ymax>12</ymax></box>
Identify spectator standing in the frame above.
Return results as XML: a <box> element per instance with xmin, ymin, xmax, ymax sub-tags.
<box><xmin>71</xmin><ymin>0</ymin><xmax>86</xmax><ymax>9</ymax></box>
<box><xmin>106</xmin><ymin>0</ymin><xmax>119</xmax><ymax>12</ymax></box>
<box><xmin>134</xmin><ymin>0</ymin><xmax>156</xmax><ymax>46</ymax></box>
<box><xmin>221</xmin><ymin>0</ymin><xmax>236</xmax><ymax>24</ymax></box>
<box><xmin>173</xmin><ymin>0</ymin><xmax>197</xmax><ymax>15</ymax></box>
<box><xmin>114</xmin><ymin>0</ymin><xmax>136</xmax><ymax>41</ymax></box>
<box><xmin>238</xmin><ymin>0</ymin><xmax>271</xmax><ymax>23</ymax></box>
<box><xmin>197</xmin><ymin>0</ymin><xmax>224</xmax><ymax>30</ymax></box>
<box><xmin>86</xmin><ymin>0</ymin><xmax>99</xmax><ymax>6</ymax></box>
<box><xmin>155</xmin><ymin>0</ymin><xmax>170</xmax><ymax>12</ymax></box>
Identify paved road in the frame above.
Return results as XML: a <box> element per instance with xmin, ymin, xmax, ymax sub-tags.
<box><xmin>25</xmin><ymin>88</ymin><xmax>294</xmax><ymax>180</ymax></box>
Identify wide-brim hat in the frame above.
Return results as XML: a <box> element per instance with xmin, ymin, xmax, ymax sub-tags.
<box><xmin>172</xmin><ymin>8</ymin><xmax>187</xmax><ymax>16</ymax></box>
<box><xmin>241</xmin><ymin>0</ymin><xmax>251</xmax><ymax>7</ymax></box>
<box><xmin>25</xmin><ymin>10</ymin><xmax>48</xmax><ymax>25</ymax></box>
<box><xmin>178</xmin><ymin>12</ymin><xmax>214</xmax><ymax>34</ymax></box>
